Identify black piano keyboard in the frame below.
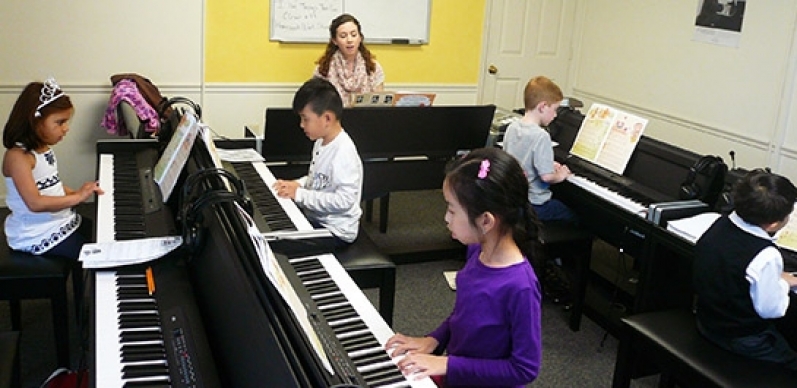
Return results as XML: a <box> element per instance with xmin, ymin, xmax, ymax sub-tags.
<box><xmin>289</xmin><ymin>257</ymin><xmax>412</xmax><ymax>388</ymax></box>
<box><xmin>231</xmin><ymin>162</ymin><xmax>298</xmax><ymax>232</ymax></box>
<box><xmin>115</xmin><ymin>270</ymin><xmax>172</xmax><ymax>386</ymax></box>
<box><xmin>113</xmin><ymin>152</ymin><xmax>148</xmax><ymax>240</ymax></box>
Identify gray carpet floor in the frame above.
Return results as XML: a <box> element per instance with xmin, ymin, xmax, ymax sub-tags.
<box><xmin>0</xmin><ymin>192</ymin><xmax>660</xmax><ymax>387</ymax></box>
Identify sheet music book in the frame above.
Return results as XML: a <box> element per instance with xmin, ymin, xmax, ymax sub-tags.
<box><xmin>666</xmin><ymin>212</ymin><xmax>721</xmax><ymax>243</ymax></box>
<box><xmin>153</xmin><ymin>113</ymin><xmax>199</xmax><ymax>201</ymax></box>
<box><xmin>569</xmin><ymin>103</ymin><xmax>648</xmax><ymax>174</ymax></box>
<box><xmin>667</xmin><ymin>206</ymin><xmax>797</xmax><ymax>251</ymax></box>
<box><xmin>350</xmin><ymin>91</ymin><xmax>436</xmax><ymax>107</ymax></box>
<box><xmin>775</xmin><ymin>207</ymin><xmax>797</xmax><ymax>253</ymax></box>
<box><xmin>646</xmin><ymin>200</ymin><xmax>709</xmax><ymax>226</ymax></box>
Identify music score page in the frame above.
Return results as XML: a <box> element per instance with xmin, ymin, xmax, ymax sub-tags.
<box><xmin>570</xmin><ymin>103</ymin><xmax>648</xmax><ymax>174</ymax></box>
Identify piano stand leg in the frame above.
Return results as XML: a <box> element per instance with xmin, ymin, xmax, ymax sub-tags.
<box><xmin>51</xmin><ymin>289</ymin><xmax>71</xmax><ymax>367</ymax></box>
<box><xmin>379</xmin><ymin>267</ymin><xmax>396</xmax><ymax>326</ymax></box>
<box><xmin>379</xmin><ymin>194</ymin><xmax>390</xmax><ymax>234</ymax></box>
<box><xmin>365</xmin><ymin>199</ymin><xmax>374</xmax><ymax>222</ymax></box>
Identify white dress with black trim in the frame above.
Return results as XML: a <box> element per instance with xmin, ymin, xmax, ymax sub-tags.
<box><xmin>4</xmin><ymin>148</ymin><xmax>81</xmax><ymax>254</ymax></box>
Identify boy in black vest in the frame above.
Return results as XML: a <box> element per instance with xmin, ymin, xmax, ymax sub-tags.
<box><xmin>694</xmin><ymin>169</ymin><xmax>797</xmax><ymax>370</ymax></box>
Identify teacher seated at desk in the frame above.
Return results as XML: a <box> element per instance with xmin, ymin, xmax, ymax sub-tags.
<box><xmin>313</xmin><ymin>13</ymin><xmax>385</xmax><ymax>107</ymax></box>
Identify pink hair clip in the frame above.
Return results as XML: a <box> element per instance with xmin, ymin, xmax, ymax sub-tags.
<box><xmin>477</xmin><ymin>159</ymin><xmax>490</xmax><ymax>179</ymax></box>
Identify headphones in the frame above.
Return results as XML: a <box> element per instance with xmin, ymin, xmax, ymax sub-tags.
<box><xmin>179</xmin><ymin>168</ymin><xmax>252</xmax><ymax>253</ymax></box>
<box><xmin>679</xmin><ymin>155</ymin><xmax>726</xmax><ymax>201</ymax></box>
<box><xmin>158</xmin><ymin>96</ymin><xmax>202</xmax><ymax>120</ymax></box>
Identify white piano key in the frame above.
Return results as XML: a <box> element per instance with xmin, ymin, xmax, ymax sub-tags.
<box><xmin>95</xmin><ymin>271</ymin><xmax>125</xmax><ymax>388</ymax></box>
<box><xmin>97</xmin><ymin>154</ymin><xmax>115</xmax><ymax>243</ymax></box>
<box><xmin>567</xmin><ymin>174</ymin><xmax>647</xmax><ymax>216</ymax></box>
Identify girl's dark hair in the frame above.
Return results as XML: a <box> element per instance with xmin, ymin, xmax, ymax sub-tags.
<box><xmin>316</xmin><ymin>13</ymin><xmax>377</xmax><ymax>77</ymax></box>
<box><xmin>733</xmin><ymin>169</ymin><xmax>797</xmax><ymax>225</ymax></box>
<box><xmin>3</xmin><ymin>81</ymin><xmax>73</xmax><ymax>150</ymax></box>
<box><xmin>445</xmin><ymin>147</ymin><xmax>542</xmax><ymax>262</ymax></box>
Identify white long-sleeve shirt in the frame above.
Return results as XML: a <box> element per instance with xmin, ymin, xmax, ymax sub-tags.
<box><xmin>729</xmin><ymin>212</ymin><xmax>792</xmax><ymax>318</ymax></box>
<box><xmin>295</xmin><ymin>130</ymin><xmax>363</xmax><ymax>242</ymax></box>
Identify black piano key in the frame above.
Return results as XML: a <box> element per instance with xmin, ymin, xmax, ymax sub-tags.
<box><xmin>122</xmin><ymin>352</ymin><xmax>167</xmax><ymax>364</ymax></box>
<box><xmin>363</xmin><ymin>368</ymin><xmax>408</xmax><ymax>387</ymax></box>
<box><xmin>122</xmin><ymin>363</ymin><xmax>170</xmax><ymax>379</ymax></box>
<box><xmin>119</xmin><ymin>317</ymin><xmax>161</xmax><ymax>329</ymax></box>
<box><xmin>118</xmin><ymin>301</ymin><xmax>158</xmax><ymax>311</ymax></box>
<box><xmin>123</xmin><ymin>381</ymin><xmax>172</xmax><ymax>388</ymax></box>
<box><xmin>331</xmin><ymin>321</ymin><xmax>368</xmax><ymax>335</ymax></box>
<box><xmin>338</xmin><ymin>336</ymin><xmax>380</xmax><ymax>350</ymax></box>
<box><xmin>350</xmin><ymin>351</ymin><xmax>391</xmax><ymax>366</ymax></box>
<box><xmin>324</xmin><ymin>309</ymin><xmax>360</xmax><ymax>322</ymax></box>
<box><xmin>120</xmin><ymin>330</ymin><xmax>163</xmax><ymax>343</ymax></box>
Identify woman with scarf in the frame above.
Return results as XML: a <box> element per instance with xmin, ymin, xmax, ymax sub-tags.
<box><xmin>313</xmin><ymin>14</ymin><xmax>385</xmax><ymax>107</ymax></box>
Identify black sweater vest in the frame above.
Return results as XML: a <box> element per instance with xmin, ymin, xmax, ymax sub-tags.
<box><xmin>694</xmin><ymin>216</ymin><xmax>774</xmax><ymax>337</ymax></box>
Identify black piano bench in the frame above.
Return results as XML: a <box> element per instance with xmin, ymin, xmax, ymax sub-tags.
<box><xmin>0</xmin><ymin>248</ymin><xmax>81</xmax><ymax>369</ymax></box>
<box><xmin>0</xmin><ymin>331</ymin><xmax>20</xmax><ymax>388</ymax></box>
<box><xmin>612</xmin><ymin>309</ymin><xmax>796</xmax><ymax>388</ymax></box>
<box><xmin>538</xmin><ymin>222</ymin><xmax>593</xmax><ymax>332</ymax></box>
<box><xmin>334</xmin><ymin>229</ymin><xmax>396</xmax><ymax>326</ymax></box>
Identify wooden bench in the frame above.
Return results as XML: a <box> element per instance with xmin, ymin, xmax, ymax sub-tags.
<box><xmin>0</xmin><ymin>248</ymin><xmax>81</xmax><ymax>368</ymax></box>
<box><xmin>612</xmin><ymin>309</ymin><xmax>796</xmax><ymax>388</ymax></box>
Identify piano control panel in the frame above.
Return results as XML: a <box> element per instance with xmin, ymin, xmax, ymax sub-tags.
<box><xmin>163</xmin><ymin>307</ymin><xmax>202</xmax><ymax>387</ymax></box>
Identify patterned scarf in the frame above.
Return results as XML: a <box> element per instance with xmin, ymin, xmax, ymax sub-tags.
<box><xmin>328</xmin><ymin>50</ymin><xmax>370</xmax><ymax>97</ymax></box>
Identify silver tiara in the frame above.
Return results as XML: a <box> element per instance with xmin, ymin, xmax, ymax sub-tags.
<box><xmin>34</xmin><ymin>77</ymin><xmax>65</xmax><ymax>117</ymax></box>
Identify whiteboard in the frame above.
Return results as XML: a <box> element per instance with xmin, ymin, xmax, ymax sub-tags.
<box><xmin>270</xmin><ymin>0</ymin><xmax>431</xmax><ymax>44</ymax></box>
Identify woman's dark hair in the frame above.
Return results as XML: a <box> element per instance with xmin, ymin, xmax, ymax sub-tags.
<box><xmin>3</xmin><ymin>81</ymin><xmax>73</xmax><ymax>150</ymax></box>
<box><xmin>316</xmin><ymin>13</ymin><xmax>377</xmax><ymax>76</ymax></box>
<box><xmin>733</xmin><ymin>169</ymin><xmax>797</xmax><ymax>225</ymax></box>
<box><xmin>445</xmin><ymin>147</ymin><xmax>542</xmax><ymax>262</ymax></box>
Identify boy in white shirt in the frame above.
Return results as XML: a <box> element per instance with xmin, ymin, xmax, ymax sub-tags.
<box><xmin>273</xmin><ymin>78</ymin><xmax>363</xmax><ymax>245</ymax></box>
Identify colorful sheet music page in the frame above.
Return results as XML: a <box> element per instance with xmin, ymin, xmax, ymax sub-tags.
<box><xmin>569</xmin><ymin>103</ymin><xmax>648</xmax><ymax>174</ymax></box>
<box><xmin>153</xmin><ymin>113</ymin><xmax>199</xmax><ymax>201</ymax></box>
<box><xmin>775</xmin><ymin>206</ymin><xmax>797</xmax><ymax>252</ymax></box>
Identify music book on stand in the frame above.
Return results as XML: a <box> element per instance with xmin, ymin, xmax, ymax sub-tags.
<box><xmin>350</xmin><ymin>91</ymin><xmax>436</xmax><ymax>107</ymax></box>
<box><xmin>153</xmin><ymin>113</ymin><xmax>199</xmax><ymax>201</ymax></box>
<box><xmin>569</xmin><ymin>103</ymin><xmax>648</xmax><ymax>175</ymax></box>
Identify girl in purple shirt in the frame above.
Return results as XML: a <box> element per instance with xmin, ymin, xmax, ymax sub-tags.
<box><xmin>385</xmin><ymin>148</ymin><xmax>543</xmax><ymax>387</ymax></box>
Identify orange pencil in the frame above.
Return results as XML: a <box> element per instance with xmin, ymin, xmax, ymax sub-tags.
<box><xmin>145</xmin><ymin>267</ymin><xmax>155</xmax><ymax>296</ymax></box>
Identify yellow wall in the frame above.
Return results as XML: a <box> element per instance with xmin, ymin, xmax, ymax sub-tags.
<box><xmin>205</xmin><ymin>0</ymin><xmax>485</xmax><ymax>84</ymax></box>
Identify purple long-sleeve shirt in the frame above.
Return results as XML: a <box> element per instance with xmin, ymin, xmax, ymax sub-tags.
<box><xmin>428</xmin><ymin>244</ymin><xmax>542</xmax><ymax>387</ymax></box>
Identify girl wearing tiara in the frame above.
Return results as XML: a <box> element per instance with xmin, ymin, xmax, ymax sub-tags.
<box><xmin>385</xmin><ymin>147</ymin><xmax>542</xmax><ymax>387</ymax></box>
<box><xmin>2</xmin><ymin>78</ymin><xmax>103</xmax><ymax>259</ymax></box>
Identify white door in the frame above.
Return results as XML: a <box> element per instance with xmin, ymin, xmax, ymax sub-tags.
<box><xmin>478</xmin><ymin>0</ymin><xmax>578</xmax><ymax>110</ymax></box>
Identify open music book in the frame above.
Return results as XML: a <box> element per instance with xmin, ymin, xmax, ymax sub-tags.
<box><xmin>569</xmin><ymin>103</ymin><xmax>648</xmax><ymax>174</ymax></box>
<box><xmin>775</xmin><ymin>207</ymin><xmax>797</xmax><ymax>253</ymax></box>
<box><xmin>667</xmin><ymin>206</ymin><xmax>797</xmax><ymax>252</ymax></box>
<box><xmin>153</xmin><ymin>113</ymin><xmax>199</xmax><ymax>201</ymax></box>
<box><xmin>350</xmin><ymin>91</ymin><xmax>436</xmax><ymax>107</ymax></box>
